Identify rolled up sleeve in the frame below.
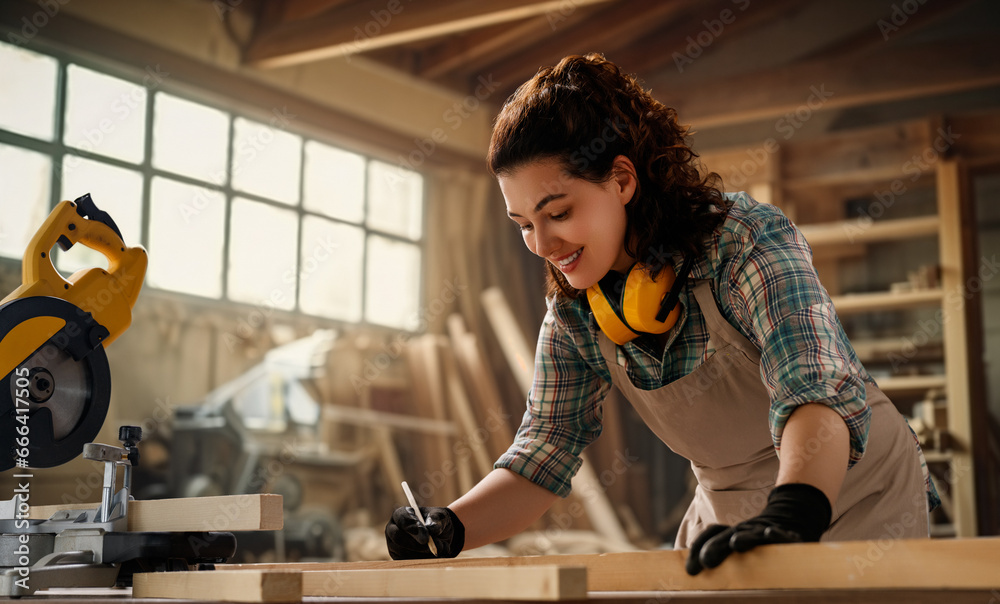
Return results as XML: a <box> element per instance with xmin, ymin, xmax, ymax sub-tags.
<box><xmin>494</xmin><ymin>306</ymin><xmax>611</xmax><ymax>497</ymax></box>
<box><xmin>718</xmin><ymin>206</ymin><xmax>871</xmax><ymax>466</ymax></box>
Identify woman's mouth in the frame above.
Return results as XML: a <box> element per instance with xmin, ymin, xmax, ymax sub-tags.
<box><xmin>554</xmin><ymin>248</ymin><xmax>583</xmax><ymax>273</ymax></box>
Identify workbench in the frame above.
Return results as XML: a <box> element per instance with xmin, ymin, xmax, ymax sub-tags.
<box><xmin>28</xmin><ymin>588</ymin><xmax>1000</xmax><ymax>604</ymax></box>
<box><xmin>30</xmin><ymin>537</ymin><xmax>1000</xmax><ymax>604</ymax></box>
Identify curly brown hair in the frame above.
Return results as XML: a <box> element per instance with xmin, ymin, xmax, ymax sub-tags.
<box><xmin>488</xmin><ymin>53</ymin><xmax>727</xmax><ymax>300</ymax></box>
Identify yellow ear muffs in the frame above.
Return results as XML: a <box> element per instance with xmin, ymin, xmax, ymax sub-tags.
<box><xmin>586</xmin><ymin>256</ymin><xmax>693</xmax><ymax>346</ymax></box>
<box><xmin>587</xmin><ymin>282</ymin><xmax>637</xmax><ymax>345</ymax></box>
<box><xmin>622</xmin><ymin>265</ymin><xmax>681</xmax><ymax>335</ymax></box>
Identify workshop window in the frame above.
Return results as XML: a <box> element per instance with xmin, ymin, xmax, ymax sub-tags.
<box><xmin>0</xmin><ymin>144</ymin><xmax>51</xmax><ymax>259</ymax></box>
<box><xmin>0</xmin><ymin>40</ymin><xmax>425</xmax><ymax>331</ymax></box>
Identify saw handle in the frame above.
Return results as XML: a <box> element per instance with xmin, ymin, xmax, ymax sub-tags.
<box><xmin>28</xmin><ymin>194</ymin><xmax>130</xmax><ymax>279</ymax></box>
<box><xmin>8</xmin><ymin>194</ymin><xmax>148</xmax><ymax>346</ymax></box>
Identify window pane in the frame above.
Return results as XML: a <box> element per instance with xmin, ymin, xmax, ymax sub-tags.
<box><xmin>148</xmin><ymin>177</ymin><xmax>225</xmax><ymax>298</ymax></box>
<box><xmin>0</xmin><ymin>144</ymin><xmax>51</xmax><ymax>259</ymax></box>
<box><xmin>153</xmin><ymin>93</ymin><xmax>229</xmax><ymax>183</ymax></box>
<box><xmin>228</xmin><ymin>198</ymin><xmax>297</xmax><ymax>310</ymax></box>
<box><xmin>57</xmin><ymin>156</ymin><xmax>144</xmax><ymax>275</ymax></box>
<box><xmin>303</xmin><ymin>141</ymin><xmax>364</xmax><ymax>223</ymax></box>
<box><xmin>365</xmin><ymin>235</ymin><xmax>420</xmax><ymax>330</ymax></box>
<box><xmin>299</xmin><ymin>215</ymin><xmax>363</xmax><ymax>321</ymax></box>
<box><xmin>64</xmin><ymin>64</ymin><xmax>147</xmax><ymax>163</ymax></box>
<box><xmin>231</xmin><ymin>117</ymin><xmax>301</xmax><ymax>205</ymax></box>
<box><xmin>367</xmin><ymin>161</ymin><xmax>423</xmax><ymax>240</ymax></box>
<box><xmin>0</xmin><ymin>42</ymin><xmax>58</xmax><ymax>140</ymax></box>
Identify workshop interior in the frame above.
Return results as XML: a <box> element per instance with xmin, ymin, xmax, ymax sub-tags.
<box><xmin>1</xmin><ymin>0</ymin><xmax>1000</xmax><ymax>600</ymax></box>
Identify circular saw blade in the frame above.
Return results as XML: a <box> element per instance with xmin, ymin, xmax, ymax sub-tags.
<box><xmin>1</xmin><ymin>296</ymin><xmax>111</xmax><ymax>470</ymax></box>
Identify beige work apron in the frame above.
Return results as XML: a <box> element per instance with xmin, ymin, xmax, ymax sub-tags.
<box><xmin>597</xmin><ymin>280</ymin><xmax>929</xmax><ymax>548</ymax></box>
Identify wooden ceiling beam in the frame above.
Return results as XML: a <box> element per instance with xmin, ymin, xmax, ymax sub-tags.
<box><xmin>245</xmin><ymin>0</ymin><xmax>617</xmax><ymax>69</ymax></box>
<box><xmin>658</xmin><ymin>37</ymin><xmax>1000</xmax><ymax>130</ymax></box>
<box><xmin>416</xmin><ymin>14</ymin><xmax>588</xmax><ymax>81</ymax></box>
<box><xmin>611</xmin><ymin>0</ymin><xmax>803</xmax><ymax>79</ymax></box>
<box><xmin>794</xmin><ymin>0</ymin><xmax>979</xmax><ymax>63</ymax></box>
<box><xmin>483</xmin><ymin>0</ymin><xmax>700</xmax><ymax>97</ymax></box>
<box><xmin>279</xmin><ymin>0</ymin><xmax>356</xmax><ymax>22</ymax></box>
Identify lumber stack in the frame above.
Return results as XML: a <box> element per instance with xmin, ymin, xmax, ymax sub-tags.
<box><xmin>135</xmin><ymin>537</ymin><xmax>1000</xmax><ymax>601</ymax></box>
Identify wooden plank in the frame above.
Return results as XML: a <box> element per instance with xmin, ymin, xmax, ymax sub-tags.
<box><xmin>30</xmin><ymin>494</ymin><xmax>283</xmax><ymax>532</ymax></box>
<box><xmin>783</xmin><ymin>119</ymin><xmax>933</xmax><ymax>185</ymax></box>
<box><xmin>830</xmin><ymin>289</ymin><xmax>944</xmax><ymax>316</ymax></box>
<box><xmin>245</xmin><ymin>0</ymin><xmax>616</xmax><ymax>68</ymax></box>
<box><xmin>226</xmin><ymin>537</ymin><xmax>1000</xmax><ymax>591</ymax></box>
<box><xmin>877</xmin><ymin>374</ymin><xmax>947</xmax><ymax>394</ymax></box>
<box><xmin>133</xmin><ymin>570</ymin><xmax>301</xmax><ymax>602</ymax></box>
<box><xmin>358</xmin><ymin>385</ymin><xmax>406</xmax><ymax>495</ymax></box>
<box><xmin>304</xmin><ymin>565</ymin><xmax>587</xmax><ymax>600</ymax></box>
<box><xmin>658</xmin><ymin>38</ymin><xmax>1000</xmax><ymax>130</ymax></box>
<box><xmin>404</xmin><ymin>337</ymin><xmax>460</xmax><ymax>504</ymax></box>
<box><xmin>438</xmin><ymin>337</ymin><xmax>496</xmax><ymax>479</ymax></box>
<box><xmin>798</xmin><ymin>215</ymin><xmax>939</xmax><ymax>247</ymax></box>
<box><xmin>481</xmin><ymin>286</ymin><xmax>535</xmax><ymax>396</ymax></box>
<box><xmin>446</xmin><ymin>313</ymin><xmax>515</xmax><ymax>459</ymax></box>
<box><xmin>480</xmin><ymin>286</ymin><xmax>631</xmax><ymax>545</ymax></box>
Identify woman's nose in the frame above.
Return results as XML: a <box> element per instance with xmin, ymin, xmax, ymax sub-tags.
<box><xmin>531</xmin><ymin>224</ymin><xmax>559</xmax><ymax>259</ymax></box>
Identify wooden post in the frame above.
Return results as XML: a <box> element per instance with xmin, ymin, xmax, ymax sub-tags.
<box><xmin>936</xmin><ymin>158</ymin><xmax>980</xmax><ymax>536</ymax></box>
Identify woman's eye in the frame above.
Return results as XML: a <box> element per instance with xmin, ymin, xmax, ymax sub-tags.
<box><xmin>551</xmin><ymin>211</ymin><xmax>568</xmax><ymax>221</ymax></box>
<box><xmin>518</xmin><ymin>223</ymin><xmax>533</xmax><ymax>232</ymax></box>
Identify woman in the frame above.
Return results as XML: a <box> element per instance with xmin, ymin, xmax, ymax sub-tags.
<box><xmin>385</xmin><ymin>54</ymin><xmax>937</xmax><ymax>574</ymax></box>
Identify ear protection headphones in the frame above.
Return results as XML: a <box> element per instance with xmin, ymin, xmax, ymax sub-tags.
<box><xmin>586</xmin><ymin>255</ymin><xmax>694</xmax><ymax>345</ymax></box>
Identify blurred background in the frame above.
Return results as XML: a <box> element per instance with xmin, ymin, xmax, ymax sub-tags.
<box><xmin>1</xmin><ymin>0</ymin><xmax>998</xmax><ymax>561</ymax></box>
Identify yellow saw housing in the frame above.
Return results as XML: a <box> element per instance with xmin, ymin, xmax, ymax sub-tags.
<box><xmin>0</xmin><ymin>196</ymin><xmax>147</xmax><ymax>384</ymax></box>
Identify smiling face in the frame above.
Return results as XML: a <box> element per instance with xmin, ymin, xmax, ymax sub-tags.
<box><xmin>500</xmin><ymin>156</ymin><xmax>637</xmax><ymax>290</ymax></box>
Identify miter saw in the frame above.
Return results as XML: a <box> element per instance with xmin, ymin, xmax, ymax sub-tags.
<box><xmin>0</xmin><ymin>195</ymin><xmax>236</xmax><ymax>596</ymax></box>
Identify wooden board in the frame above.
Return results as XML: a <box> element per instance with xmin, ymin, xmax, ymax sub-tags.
<box><xmin>226</xmin><ymin>537</ymin><xmax>1000</xmax><ymax>591</ymax></box>
<box><xmin>133</xmin><ymin>570</ymin><xmax>301</xmax><ymax>602</ymax></box>
<box><xmin>304</xmin><ymin>565</ymin><xmax>587</xmax><ymax>600</ymax></box>
<box><xmin>480</xmin><ymin>286</ymin><xmax>631</xmax><ymax>544</ymax></box>
<box><xmin>30</xmin><ymin>494</ymin><xmax>283</xmax><ymax>532</ymax></box>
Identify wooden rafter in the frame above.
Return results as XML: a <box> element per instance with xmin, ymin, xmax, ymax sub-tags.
<box><xmin>483</xmin><ymin>0</ymin><xmax>700</xmax><ymax>95</ymax></box>
<box><xmin>245</xmin><ymin>0</ymin><xmax>617</xmax><ymax>68</ymax></box>
<box><xmin>611</xmin><ymin>0</ymin><xmax>804</xmax><ymax>79</ymax></box>
<box><xmin>794</xmin><ymin>0</ymin><xmax>979</xmax><ymax>63</ymax></box>
<box><xmin>416</xmin><ymin>13</ymin><xmax>589</xmax><ymax>81</ymax></box>
<box><xmin>278</xmin><ymin>0</ymin><xmax>355</xmax><ymax>22</ymax></box>
<box><xmin>659</xmin><ymin>36</ymin><xmax>1000</xmax><ymax>130</ymax></box>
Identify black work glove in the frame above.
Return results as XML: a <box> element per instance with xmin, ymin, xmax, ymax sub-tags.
<box><xmin>685</xmin><ymin>483</ymin><xmax>832</xmax><ymax>576</ymax></box>
<box><xmin>385</xmin><ymin>506</ymin><xmax>465</xmax><ymax>560</ymax></box>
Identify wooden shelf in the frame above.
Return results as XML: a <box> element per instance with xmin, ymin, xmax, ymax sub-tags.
<box><xmin>877</xmin><ymin>374</ymin><xmax>947</xmax><ymax>394</ymax></box>
<box><xmin>851</xmin><ymin>337</ymin><xmax>944</xmax><ymax>363</ymax></box>
<box><xmin>923</xmin><ymin>450</ymin><xmax>955</xmax><ymax>464</ymax></box>
<box><xmin>831</xmin><ymin>288</ymin><xmax>943</xmax><ymax>315</ymax></box>
<box><xmin>798</xmin><ymin>215</ymin><xmax>939</xmax><ymax>247</ymax></box>
<box><xmin>784</xmin><ymin>165</ymin><xmax>909</xmax><ymax>190</ymax></box>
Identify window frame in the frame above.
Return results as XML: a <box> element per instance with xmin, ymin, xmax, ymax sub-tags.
<box><xmin>0</xmin><ymin>34</ymin><xmax>428</xmax><ymax>332</ymax></box>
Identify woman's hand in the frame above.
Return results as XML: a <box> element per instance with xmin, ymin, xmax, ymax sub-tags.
<box><xmin>385</xmin><ymin>506</ymin><xmax>465</xmax><ymax>559</ymax></box>
<box><xmin>685</xmin><ymin>482</ymin><xmax>832</xmax><ymax>575</ymax></box>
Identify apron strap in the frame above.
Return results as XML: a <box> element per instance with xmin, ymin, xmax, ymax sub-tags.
<box><xmin>690</xmin><ymin>279</ymin><xmax>761</xmax><ymax>362</ymax></box>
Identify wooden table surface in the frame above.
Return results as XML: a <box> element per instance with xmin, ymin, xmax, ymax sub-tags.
<box><xmin>34</xmin><ymin>588</ymin><xmax>1000</xmax><ymax>604</ymax></box>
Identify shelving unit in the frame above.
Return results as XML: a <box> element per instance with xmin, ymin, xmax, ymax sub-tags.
<box><xmin>701</xmin><ymin>117</ymin><xmax>986</xmax><ymax>538</ymax></box>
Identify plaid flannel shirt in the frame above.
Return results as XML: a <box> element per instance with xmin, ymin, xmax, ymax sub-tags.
<box><xmin>495</xmin><ymin>192</ymin><xmax>939</xmax><ymax>510</ymax></box>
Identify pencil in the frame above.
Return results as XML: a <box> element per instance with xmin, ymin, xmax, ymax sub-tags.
<box><xmin>401</xmin><ymin>481</ymin><xmax>438</xmax><ymax>557</ymax></box>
